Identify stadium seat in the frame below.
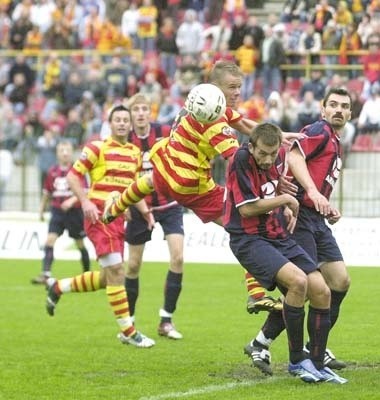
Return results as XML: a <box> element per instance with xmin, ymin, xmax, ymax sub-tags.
<box><xmin>351</xmin><ymin>134</ymin><xmax>373</xmax><ymax>152</ymax></box>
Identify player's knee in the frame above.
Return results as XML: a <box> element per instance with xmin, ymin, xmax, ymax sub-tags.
<box><xmin>126</xmin><ymin>262</ymin><xmax>142</xmax><ymax>276</ymax></box>
<box><xmin>290</xmin><ymin>272</ymin><xmax>308</xmax><ymax>297</ymax></box>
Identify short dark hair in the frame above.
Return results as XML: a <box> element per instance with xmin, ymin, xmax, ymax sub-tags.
<box><xmin>108</xmin><ymin>104</ymin><xmax>130</xmax><ymax>122</ymax></box>
<box><xmin>249</xmin><ymin>122</ymin><xmax>282</xmax><ymax>148</ymax></box>
<box><xmin>323</xmin><ymin>87</ymin><xmax>352</xmax><ymax>110</ymax></box>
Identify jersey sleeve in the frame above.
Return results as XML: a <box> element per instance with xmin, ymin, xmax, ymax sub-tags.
<box><xmin>292</xmin><ymin>121</ymin><xmax>330</xmax><ymax>160</ymax></box>
<box><xmin>70</xmin><ymin>141</ymin><xmax>101</xmax><ymax>178</ymax></box>
<box><xmin>230</xmin><ymin>148</ymin><xmax>259</xmax><ymax>208</ymax></box>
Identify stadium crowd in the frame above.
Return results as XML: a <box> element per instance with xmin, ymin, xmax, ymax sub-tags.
<box><xmin>0</xmin><ymin>0</ymin><xmax>380</xmax><ymax>198</ymax></box>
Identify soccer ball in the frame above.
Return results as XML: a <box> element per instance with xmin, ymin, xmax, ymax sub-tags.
<box><xmin>185</xmin><ymin>83</ymin><xmax>226</xmax><ymax>124</ymax></box>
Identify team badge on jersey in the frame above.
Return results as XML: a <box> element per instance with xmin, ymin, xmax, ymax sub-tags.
<box><xmin>222</xmin><ymin>126</ymin><xmax>234</xmax><ymax>136</ymax></box>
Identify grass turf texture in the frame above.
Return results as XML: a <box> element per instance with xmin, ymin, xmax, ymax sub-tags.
<box><xmin>1</xmin><ymin>260</ymin><xmax>379</xmax><ymax>400</ymax></box>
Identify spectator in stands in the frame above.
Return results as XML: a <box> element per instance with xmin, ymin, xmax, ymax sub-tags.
<box><xmin>85</xmin><ymin>63</ymin><xmax>107</xmax><ymax>106</ymax></box>
<box><xmin>357</xmin><ymin>13</ymin><xmax>375</xmax><ymax>47</ymax></box>
<box><xmin>63</xmin><ymin>70</ymin><xmax>86</xmax><ymax>110</ymax></box>
<box><xmin>139</xmin><ymin>70</ymin><xmax>163</xmax><ymax>109</ymax></box>
<box><xmin>295</xmin><ymin>90</ymin><xmax>321</xmax><ymax>131</ymax></box>
<box><xmin>106</xmin><ymin>0</ymin><xmax>128</xmax><ymax>26</ymax></box>
<box><xmin>235</xmin><ymin>34</ymin><xmax>258</xmax><ymax>101</ymax></box>
<box><xmin>63</xmin><ymin>0</ymin><xmax>85</xmax><ymax>48</ymax></box>
<box><xmin>156</xmin><ymin>16</ymin><xmax>178</xmax><ymax>82</ymax></box>
<box><xmin>63</xmin><ymin>107</ymin><xmax>85</xmax><ymax>149</ymax></box>
<box><xmin>156</xmin><ymin>91</ymin><xmax>181</xmax><ymax>126</ymax></box>
<box><xmin>228</xmin><ymin>12</ymin><xmax>247</xmax><ymax>51</ymax></box>
<box><xmin>81</xmin><ymin>0</ymin><xmax>106</xmax><ymax>20</ymax></box>
<box><xmin>334</xmin><ymin>0</ymin><xmax>354</xmax><ymax>33</ymax></box>
<box><xmin>12</xmin><ymin>109</ymin><xmax>43</xmax><ymax>166</ymax></box>
<box><xmin>281</xmin><ymin>90</ymin><xmax>299</xmax><ymax>132</ymax></box>
<box><xmin>141</xmin><ymin>55</ymin><xmax>170</xmax><ymax>92</ymax></box>
<box><xmin>80</xmin><ymin>4</ymin><xmax>103</xmax><ymax>49</ymax></box>
<box><xmin>223</xmin><ymin>0</ymin><xmax>247</xmax><ymax>25</ymax></box>
<box><xmin>322</xmin><ymin>20</ymin><xmax>342</xmax><ymax>78</ymax></box>
<box><xmin>358</xmin><ymin>81</ymin><xmax>380</xmax><ymax>135</ymax></box>
<box><xmin>10</xmin><ymin>12</ymin><xmax>32</xmax><ymax>49</ymax></box>
<box><xmin>5</xmin><ymin>72</ymin><xmax>29</xmax><ymax>114</ymax></box>
<box><xmin>203</xmin><ymin>17</ymin><xmax>232</xmax><ymax>53</ymax></box>
<box><xmin>286</xmin><ymin>15</ymin><xmax>303</xmax><ymax>79</ymax></box>
<box><xmin>263</xmin><ymin>90</ymin><xmax>285</xmax><ymax>127</ymax></box>
<box><xmin>170</xmin><ymin>54</ymin><xmax>203</xmax><ymax>100</ymax></box>
<box><xmin>350</xmin><ymin>0</ymin><xmax>365</xmax><ymax>24</ymax></box>
<box><xmin>36</xmin><ymin>127</ymin><xmax>58</xmax><ymax>192</ymax></box>
<box><xmin>339</xmin><ymin>21</ymin><xmax>362</xmax><ymax>79</ymax></box>
<box><xmin>360</xmin><ymin>33</ymin><xmax>380</xmax><ymax>100</ymax></box>
<box><xmin>126</xmin><ymin>74</ymin><xmax>140</xmax><ymax>98</ymax></box>
<box><xmin>0</xmin><ymin>107</ymin><xmax>23</xmax><ymax>151</ymax></box>
<box><xmin>104</xmin><ymin>55</ymin><xmax>129</xmax><ymax>98</ymax></box>
<box><xmin>176</xmin><ymin>8</ymin><xmax>204</xmax><ymax>61</ymax></box>
<box><xmin>260</xmin><ymin>24</ymin><xmax>286</xmax><ymax>100</ymax></box>
<box><xmin>75</xmin><ymin>90</ymin><xmax>102</xmax><ymax>139</ymax></box>
<box><xmin>212</xmin><ymin>40</ymin><xmax>236</xmax><ymax>64</ymax></box>
<box><xmin>42</xmin><ymin>52</ymin><xmax>65</xmax><ymax>94</ymax></box>
<box><xmin>23</xmin><ymin>24</ymin><xmax>43</xmax><ymax>56</ymax></box>
<box><xmin>136</xmin><ymin>0</ymin><xmax>158</xmax><ymax>55</ymax></box>
<box><xmin>204</xmin><ymin>0</ymin><xmax>224</xmax><ymax>25</ymax></box>
<box><xmin>11</xmin><ymin>0</ymin><xmax>30</xmax><ymax>21</ymax></box>
<box><xmin>30</xmin><ymin>0</ymin><xmax>56</xmax><ymax>35</ymax></box>
<box><xmin>299</xmin><ymin>22</ymin><xmax>322</xmax><ymax>65</ymax></box>
<box><xmin>44</xmin><ymin>17</ymin><xmax>72</xmax><ymax>49</ymax></box>
<box><xmin>300</xmin><ymin>68</ymin><xmax>327</xmax><ymax>101</ymax></box>
<box><xmin>24</xmin><ymin>109</ymin><xmax>45</xmax><ymax>141</ymax></box>
<box><xmin>121</xmin><ymin>0</ymin><xmax>139</xmax><ymax>48</ymax></box>
<box><xmin>311</xmin><ymin>0</ymin><xmax>335</xmax><ymax>35</ymax></box>
<box><xmin>8</xmin><ymin>54</ymin><xmax>35</xmax><ymax>90</ymax></box>
<box><xmin>245</xmin><ymin>14</ymin><xmax>265</xmax><ymax>50</ymax></box>
<box><xmin>281</xmin><ymin>0</ymin><xmax>309</xmax><ymax>23</ymax></box>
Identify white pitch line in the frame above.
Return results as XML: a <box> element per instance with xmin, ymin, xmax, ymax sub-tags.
<box><xmin>138</xmin><ymin>376</ymin><xmax>286</xmax><ymax>400</ymax></box>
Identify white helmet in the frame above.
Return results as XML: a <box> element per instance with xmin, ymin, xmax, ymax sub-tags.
<box><xmin>185</xmin><ymin>83</ymin><xmax>226</xmax><ymax>124</ymax></box>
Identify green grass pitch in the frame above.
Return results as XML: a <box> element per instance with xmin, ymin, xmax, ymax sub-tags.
<box><xmin>1</xmin><ymin>259</ymin><xmax>379</xmax><ymax>400</ymax></box>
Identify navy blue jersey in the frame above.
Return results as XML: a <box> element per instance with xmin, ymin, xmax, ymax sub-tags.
<box><xmin>223</xmin><ymin>143</ymin><xmax>288</xmax><ymax>239</ymax></box>
<box><xmin>128</xmin><ymin>123</ymin><xmax>174</xmax><ymax>208</ymax></box>
<box><xmin>291</xmin><ymin>120</ymin><xmax>342</xmax><ymax>208</ymax></box>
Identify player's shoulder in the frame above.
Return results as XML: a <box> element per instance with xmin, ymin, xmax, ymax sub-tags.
<box><xmin>233</xmin><ymin>143</ymin><xmax>251</xmax><ymax>163</ymax></box>
<box><xmin>301</xmin><ymin>120</ymin><xmax>331</xmax><ymax>138</ymax></box>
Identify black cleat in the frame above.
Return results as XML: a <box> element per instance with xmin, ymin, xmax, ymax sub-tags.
<box><xmin>244</xmin><ymin>342</ymin><xmax>273</xmax><ymax>376</ymax></box>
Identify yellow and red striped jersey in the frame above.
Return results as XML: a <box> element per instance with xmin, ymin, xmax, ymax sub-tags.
<box><xmin>70</xmin><ymin>137</ymin><xmax>141</xmax><ymax>207</ymax></box>
<box><xmin>150</xmin><ymin>107</ymin><xmax>242</xmax><ymax>195</ymax></box>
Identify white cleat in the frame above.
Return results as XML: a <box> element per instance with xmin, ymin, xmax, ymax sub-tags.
<box><xmin>117</xmin><ymin>331</ymin><xmax>155</xmax><ymax>348</ymax></box>
<box><xmin>158</xmin><ymin>322</ymin><xmax>183</xmax><ymax>340</ymax></box>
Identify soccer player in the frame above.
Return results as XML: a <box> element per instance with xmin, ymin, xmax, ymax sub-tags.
<box><xmin>31</xmin><ymin>140</ymin><xmax>90</xmax><ymax>284</ymax></box>
<box><xmin>125</xmin><ymin>93</ymin><xmax>185</xmax><ymax>339</ymax></box>
<box><xmin>223</xmin><ymin>122</ymin><xmax>346</xmax><ymax>384</ymax></box>
<box><xmin>103</xmin><ymin>61</ymin><xmax>302</xmax><ymax>313</ymax></box>
<box><xmin>45</xmin><ymin>105</ymin><xmax>155</xmax><ymax>348</ymax></box>
<box><xmin>246</xmin><ymin>87</ymin><xmax>351</xmax><ymax>375</ymax></box>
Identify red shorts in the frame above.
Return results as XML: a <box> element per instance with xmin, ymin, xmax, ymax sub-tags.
<box><xmin>153</xmin><ymin>168</ymin><xmax>224</xmax><ymax>223</ymax></box>
<box><xmin>84</xmin><ymin>217</ymin><xmax>125</xmax><ymax>259</ymax></box>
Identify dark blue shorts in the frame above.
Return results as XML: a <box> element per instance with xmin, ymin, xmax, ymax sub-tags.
<box><xmin>48</xmin><ymin>207</ymin><xmax>86</xmax><ymax>239</ymax></box>
<box><xmin>292</xmin><ymin>207</ymin><xmax>343</xmax><ymax>264</ymax></box>
<box><xmin>229</xmin><ymin>234</ymin><xmax>317</xmax><ymax>291</ymax></box>
<box><xmin>125</xmin><ymin>205</ymin><xmax>184</xmax><ymax>245</ymax></box>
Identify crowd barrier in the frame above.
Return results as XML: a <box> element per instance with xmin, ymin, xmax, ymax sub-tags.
<box><xmin>0</xmin><ymin>212</ymin><xmax>379</xmax><ymax>267</ymax></box>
